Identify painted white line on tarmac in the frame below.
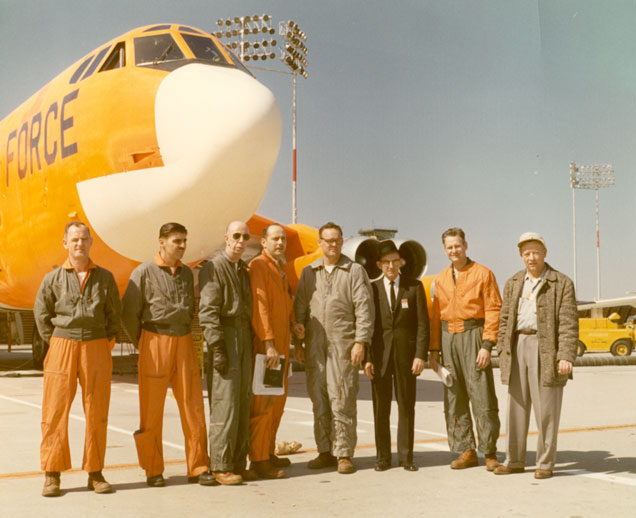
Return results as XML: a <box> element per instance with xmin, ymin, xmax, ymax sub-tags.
<box><xmin>0</xmin><ymin>394</ymin><xmax>185</xmax><ymax>451</ymax></box>
<box><xmin>560</xmin><ymin>469</ymin><xmax>636</xmax><ymax>487</ymax></box>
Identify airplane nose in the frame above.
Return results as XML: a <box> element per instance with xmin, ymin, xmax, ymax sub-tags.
<box><xmin>155</xmin><ymin>63</ymin><xmax>281</xmax><ymax>170</ymax></box>
<box><xmin>77</xmin><ymin>64</ymin><xmax>282</xmax><ymax>263</ymax></box>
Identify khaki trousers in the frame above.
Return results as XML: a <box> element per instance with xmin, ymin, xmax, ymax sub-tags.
<box><xmin>134</xmin><ymin>330</ymin><xmax>209</xmax><ymax>478</ymax></box>
<box><xmin>306</xmin><ymin>340</ymin><xmax>359</xmax><ymax>458</ymax></box>
<box><xmin>504</xmin><ymin>333</ymin><xmax>563</xmax><ymax>470</ymax></box>
<box><xmin>40</xmin><ymin>337</ymin><xmax>112</xmax><ymax>472</ymax></box>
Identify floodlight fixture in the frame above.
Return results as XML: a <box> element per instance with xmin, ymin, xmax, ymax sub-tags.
<box><xmin>213</xmin><ymin>14</ymin><xmax>277</xmax><ymax>62</ymax></box>
<box><xmin>569</xmin><ymin>161</ymin><xmax>616</xmax><ymax>300</ymax></box>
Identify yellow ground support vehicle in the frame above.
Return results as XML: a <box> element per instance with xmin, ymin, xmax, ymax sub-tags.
<box><xmin>577</xmin><ymin>313</ymin><xmax>635</xmax><ymax>357</ymax></box>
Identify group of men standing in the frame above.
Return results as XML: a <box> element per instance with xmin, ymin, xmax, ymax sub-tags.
<box><xmin>33</xmin><ymin>219</ymin><xmax>577</xmax><ymax>497</ymax></box>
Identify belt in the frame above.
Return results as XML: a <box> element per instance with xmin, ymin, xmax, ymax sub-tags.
<box><xmin>220</xmin><ymin>315</ymin><xmax>249</xmax><ymax>327</ymax></box>
<box><xmin>141</xmin><ymin>322</ymin><xmax>191</xmax><ymax>336</ymax></box>
<box><xmin>441</xmin><ymin>318</ymin><xmax>485</xmax><ymax>332</ymax></box>
<box><xmin>516</xmin><ymin>329</ymin><xmax>537</xmax><ymax>335</ymax></box>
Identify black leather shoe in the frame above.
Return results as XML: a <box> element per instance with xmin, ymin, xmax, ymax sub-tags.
<box><xmin>374</xmin><ymin>461</ymin><xmax>391</xmax><ymax>471</ymax></box>
<box><xmin>400</xmin><ymin>462</ymin><xmax>418</xmax><ymax>472</ymax></box>
<box><xmin>146</xmin><ymin>474</ymin><xmax>165</xmax><ymax>487</ymax></box>
<box><xmin>198</xmin><ymin>471</ymin><xmax>218</xmax><ymax>486</ymax></box>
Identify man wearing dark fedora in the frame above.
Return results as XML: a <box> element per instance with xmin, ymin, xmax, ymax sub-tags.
<box><xmin>364</xmin><ymin>240</ymin><xmax>430</xmax><ymax>471</ymax></box>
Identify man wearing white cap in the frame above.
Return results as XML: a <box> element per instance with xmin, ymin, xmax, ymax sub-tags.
<box><xmin>494</xmin><ymin>232</ymin><xmax>578</xmax><ymax>479</ymax></box>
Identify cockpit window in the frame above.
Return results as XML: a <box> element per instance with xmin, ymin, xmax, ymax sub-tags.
<box><xmin>134</xmin><ymin>34</ymin><xmax>185</xmax><ymax>68</ymax></box>
<box><xmin>220</xmin><ymin>46</ymin><xmax>253</xmax><ymax>77</ymax></box>
<box><xmin>70</xmin><ymin>55</ymin><xmax>94</xmax><ymax>84</ymax></box>
<box><xmin>179</xmin><ymin>25</ymin><xmax>206</xmax><ymax>35</ymax></box>
<box><xmin>80</xmin><ymin>45</ymin><xmax>111</xmax><ymax>81</ymax></box>
<box><xmin>181</xmin><ymin>33</ymin><xmax>227</xmax><ymax>64</ymax></box>
<box><xmin>144</xmin><ymin>25</ymin><xmax>171</xmax><ymax>32</ymax></box>
<box><xmin>100</xmin><ymin>42</ymin><xmax>126</xmax><ymax>72</ymax></box>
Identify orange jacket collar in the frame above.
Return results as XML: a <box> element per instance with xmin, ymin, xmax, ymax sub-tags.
<box><xmin>62</xmin><ymin>258</ymin><xmax>96</xmax><ymax>271</ymax></box>
<box><xmin>154</xmin><ymin>252</ymin><xmax>183</xmax><ymax>269</ymax></box>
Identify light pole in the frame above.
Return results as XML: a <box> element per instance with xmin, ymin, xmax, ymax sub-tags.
<box><xmin>213</xmin><ymin>14</ymin><xmax>277</xmax><ymax>63</ymax></box>
<box><xmin>279</xmin><ymin>21</ymin><xmax>308</xmax><ymax>224</ymax></box>
<box><xmin>570</xmin><ymin>162</ymin><xmax>615</xmax><ymax>300</ymax></box>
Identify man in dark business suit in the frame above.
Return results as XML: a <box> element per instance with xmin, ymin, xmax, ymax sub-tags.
<box><xmin>364</xmin><ymin>240</ymin><xmax>430</xmax><ymax>471</ymax></box>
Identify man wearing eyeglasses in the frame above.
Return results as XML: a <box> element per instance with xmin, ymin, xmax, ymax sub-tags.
<box><xmin>294</xmin><ymin>222</ymin><xmax>374</xmax><ymax>474</ymax></box>
<box><xmin>199</xmin><ymin>221</ymin><xmax>254</xmax><ymax>485</ymax></box>
<box><xmin>494</xmin><ymin>233</ymin><xmax>577</xmax><ymax>480</ymax></box>
<box><xmin>363</xmin><ymin>240</ymin><xmax>429</xmax><ymax>472</ymax></box>
<box><xmin>121</xmin><ymin>222</ymin><xmax>210</xmax><ymax>488</ymax></box>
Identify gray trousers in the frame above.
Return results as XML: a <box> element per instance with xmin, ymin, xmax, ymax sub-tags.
<box><xmin>441</xmin><ymin>327</ymin><xmax>500</xmax><ymax>454</ymax></box>
<box><xmin>207</xmin><ymin>323</ymin><xmax>252</xmax><ymax>472</ymax></box>
<box><xmin>305</xmin><ymin>340</ymin><xmax>359</xmax><ymax>458</ymax></box>
<box><xmin>504</xmin><ymin>334</ymin><xmax>563</xmax><ymax>470</ymax></box>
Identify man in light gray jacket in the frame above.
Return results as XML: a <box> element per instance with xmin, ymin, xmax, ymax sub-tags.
<box><xmin>494</xmin><ymin>232</ymin><xmax>578</xmax><ymax>480</ymax></box>
<box><xmin>294</xmin><ymin>222</ymin><xmax>374</xmax><ymax>474</ymax></box>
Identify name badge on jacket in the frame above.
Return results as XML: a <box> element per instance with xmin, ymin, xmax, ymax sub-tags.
<box><xmin>401</xmin><ymin>299</ymin><xmax>408</xmax><ymax>309</ymax></box>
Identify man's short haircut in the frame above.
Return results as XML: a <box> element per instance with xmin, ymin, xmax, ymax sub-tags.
<box><xmin>159</xmin><ymin>222</ymin><xmax>187</xmax><ymax>238</ymax></box>
<box><xmin>319</xmin><ymin>222</ymin><xmax>343</xmax><ymax>239</ymax></box>
<box><xmin>262</xmin><ymin>223</ymin><xmax>286</xmax><ymax>239</ymax></box>
<box><xmin>64</xmin><ymin>221</ymin><xmax>91</xmax><ymax>239</ymax></box>
<box><xmin>441</xmin><ymin>227</ymin><xmax>466</xmax><ymax>244</ymax></box>
<box><xmin>377</xmin><ymin>240</ymin><xmax>400</xmax><ymax>260</ymax></box>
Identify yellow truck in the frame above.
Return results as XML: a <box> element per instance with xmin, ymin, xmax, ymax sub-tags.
<box><xmin>577</xmin><ymin>312</ymin><xmax>635</xmax><ymax>357</ymax></box>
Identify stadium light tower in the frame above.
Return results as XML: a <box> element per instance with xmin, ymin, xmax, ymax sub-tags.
<box><xmin>213</xmin><ymin>14</ymin><xmax>277</xmax><ymax>63</ymax></box>
<box><xmin>570</xmin><ymin>162</ymin><xmax>615</xmax><ymax>300</ymax></box>
<box><xmin>279</xmin><ymin>20</ymin><xmax>308</xmax><ymax>224</ymax></box>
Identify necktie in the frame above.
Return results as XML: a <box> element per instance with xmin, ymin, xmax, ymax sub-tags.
<box><xmin>390</xmin><ymin>280</ymin><xmax>396</xmax><ymax>310</ymax></box>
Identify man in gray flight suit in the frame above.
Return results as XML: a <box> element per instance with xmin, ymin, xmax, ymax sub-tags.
<box><xmin>294</xmin><ymin>222</ymin><xmax>374</xmax><ymax>474</ymax></box>
<box><xmin>198</xmin><ymin>221</ymin><xmax>254</xmax><ymax>485</ymax></box>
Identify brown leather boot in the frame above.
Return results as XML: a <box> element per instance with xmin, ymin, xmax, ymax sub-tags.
<box><xmin>212</xmin><ymin>471</ymin><xmax>243</xmax><ymax>485</ymax></box>
<box><xmin>450</xmin><ymin>449</ymin><xmax>478</xmax><ymax>469</ymax></box>
<box><xmin>485</xmin><ymin>453</ymin><xmax>500</xmax><ymax>472</ymax></box>
<box><xmin>337</xmin><ymin>457</ymin><xmax>356</xmax><ymax>474</ymax></box>
<box><xmin>87</xmin><ymin>471</ymin><xmax>113</xmax><ymax>494</ymax></box>
<box><xmin>534</xmin><ymin>469</ymin><xmax>553</xmax><ymax>479</ymax></box>
<box><xmin>42</xmin><ymin>471</ymin><xmax>61</xmax><ymax>497</ymax></box>
<box><xmin>251</xmin><ymin>460</ymin><xmax>286</xmax><ymax>479</ymax></box>
<box><xmin>307</xmin><ymin>452</ymin><xmax>337</xmax><ymax>469</ymax></box>
<box><xmin>493</xmin><ymin>465</ymin><xmax>524</xmax><ymax>475</ymax></box>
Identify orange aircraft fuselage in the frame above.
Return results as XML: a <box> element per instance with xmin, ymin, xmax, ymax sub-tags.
<box><xmin>0</xmin><ymin>24</ymin><xmax>319</xmax><ymax>309</ymax></box>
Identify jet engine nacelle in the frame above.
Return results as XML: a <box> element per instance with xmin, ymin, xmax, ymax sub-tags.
<box><xmin>342</xmin><ymin>237</ymin><xmax>428</xmax><ymax>281</ymax></box>
<box><xmin>342</xmin><ymin>237</ymin><xmax>382</xmax><ymax>280</ymax></box>
<box><xmin>394</xmin><ymin>239</ymin><xmax>427</xmax><ymax>279</ymax></box>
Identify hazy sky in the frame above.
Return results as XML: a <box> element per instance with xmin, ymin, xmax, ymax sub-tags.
<box><xmin>1</xmin><ymin>0</ymin><xmax>635</xmax><ymax>300</ymax></box>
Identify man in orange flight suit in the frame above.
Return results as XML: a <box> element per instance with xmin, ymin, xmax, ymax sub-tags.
<box><xmin>34</xmin><ymin>221</ymin><xmax>121</xmax><ymax>497</ymax></box>
<box><xmin>248</xmin><ymin>223</ymin><xmax>304</xmax><ymax>479</ymax></box>
<box><xmin>121</xmin><ymin>222</ymin><xmax>210</xmax><ymax>487</ymax></box>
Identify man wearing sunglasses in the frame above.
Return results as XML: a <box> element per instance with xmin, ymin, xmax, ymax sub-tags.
<box><xmin>294</xmin><ymin>222</ymin><xmax>374</xmax><ymax>474</ymax></box>
<box><xmin>121</xmin><ymin>222</ymin><xmax>210</xmax><ymax>488</ymax></box>
<box><xmin>363</xmin><ymin>240</ymin><xmax>429</xmax><ymax>472</ymax></box>
<box><xmin>199</xmin><ymin>221</ymin><xmax>254</xmax><ymax>485</ymax></box>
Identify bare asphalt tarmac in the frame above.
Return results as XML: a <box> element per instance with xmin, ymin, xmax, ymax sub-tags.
<box><xmin>1</xmin><ymin>345</ymin><xmax>635</xmax><ymax>517</ymax></box>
